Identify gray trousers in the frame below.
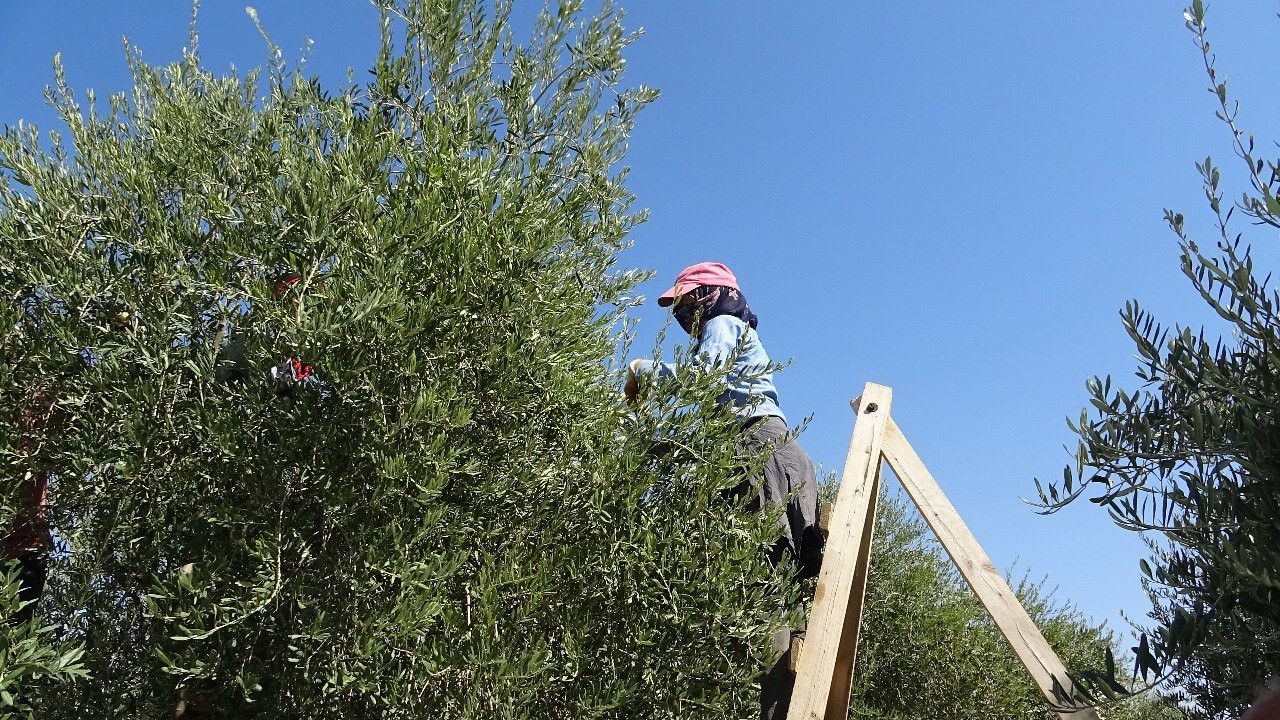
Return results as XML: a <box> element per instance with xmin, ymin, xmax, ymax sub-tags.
<box><xmin>735</xmin><ymin>415</ymin><xmax>821</xmax><ymax>720</ymax></box>
<box><xmin>734</xmin><ymin>415</ymin><xmax>822</xmax><ymax>579</ymax></box>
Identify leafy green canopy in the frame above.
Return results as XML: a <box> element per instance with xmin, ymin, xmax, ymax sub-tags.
<box><xmin>0</xmin><ymin>2</ymin><xmax>791</xmax><ymax>717</ymax></box>
<box><xmin>1037</xmin><ymin>3</ymin><xmax>1280</xmax><ymax>717</ymax></box>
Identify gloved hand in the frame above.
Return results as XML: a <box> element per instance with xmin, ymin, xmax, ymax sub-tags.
<box><xmin>624</xmin><ymin>359</ymin><xmax>643</xmax><ymax>406</ymax></box>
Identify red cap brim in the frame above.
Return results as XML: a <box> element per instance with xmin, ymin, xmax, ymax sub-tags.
<box><xmin>657</xmin><ymin>286</ymin><xmax>679</xmax><ymax>307</ymax></box>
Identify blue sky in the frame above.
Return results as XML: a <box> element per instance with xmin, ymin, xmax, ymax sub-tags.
<box><xmin>3</xmin><ymin>1</ymin><xmax>1276</xmax><ymax>644</ymax></box>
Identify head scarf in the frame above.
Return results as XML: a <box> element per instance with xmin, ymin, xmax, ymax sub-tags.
<box><xmin>672</xmin><ymin>284</ymin><xmax>758</xmax><ymax>334</ymax></box>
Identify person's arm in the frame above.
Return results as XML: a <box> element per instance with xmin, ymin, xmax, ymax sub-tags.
<box><xmin>629</xmin><ymin>358</ymin><xmax>678</xmax><ymax>382</ymax></box>
<box><xmin>625</xmin><ymin>317</ymin><xmax>746</xmax><ymax>403</ymax></box>
<box><xmin>626</xmin><ymin>357</ymin><xmax>676</xmax><ymax>404</ymax></box>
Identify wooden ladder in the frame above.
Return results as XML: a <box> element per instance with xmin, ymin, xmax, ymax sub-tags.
<box><xmin>787</xmin><ymin>382</ymin><xmax>1103</xmax><ymax>720</ymax></box>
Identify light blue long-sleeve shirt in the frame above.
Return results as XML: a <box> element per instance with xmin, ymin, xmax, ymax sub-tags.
<box><xmin>633</xmin><ymin>314</ymin><xmax>786</xmax><ymax>424</ymax></box>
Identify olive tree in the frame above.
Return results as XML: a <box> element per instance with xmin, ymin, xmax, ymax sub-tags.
<box><xmin>847</xmin><ymin>488</ymin><xmax>1182</xmax><ymax>720</ymax></box>
<box><xmin>0</xmin><ymin>2</ymin><xmax>791</xmax><ymax>717</ymax></box>
<box><xmin>1036</xmin><ymin>3</ymin><xmax>1280</xmax><ymax>717</ymax></box>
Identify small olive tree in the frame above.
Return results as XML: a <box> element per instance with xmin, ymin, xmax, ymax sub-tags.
<box><xmin>1036</xmin><ymin>3</ymin><xmax>1280</xmax><ymax>717</ymax></box>
<box><xmin>0</xmin><ymin>2</ymin><xmax>790</xmax><ymax>717</ymax></box>
<box><xmin>852</xmin><ymin>489</ymin><xmax>1183</xmax><ymax>720</ymax></box>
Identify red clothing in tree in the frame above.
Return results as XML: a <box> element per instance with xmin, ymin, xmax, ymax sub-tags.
<box><xmin>4</xmin><ymin>475</ymin><xmax>49</xmax><ymax>558</ymax></box>
<box><xmin>4</xmin><ymin>395</ymin><xmax>54</xmax><ymax>558</ymax></box>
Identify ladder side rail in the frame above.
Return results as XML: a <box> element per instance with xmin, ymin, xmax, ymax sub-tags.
<box><xmin>789</xmin><ymin>382</ymin><xmax>893</xmax><ymax>720</ymax></box>
<box><xmin>880</xmin><ymin>418</ymin><xmax>1103</xmax><ymax>720</ymax></box>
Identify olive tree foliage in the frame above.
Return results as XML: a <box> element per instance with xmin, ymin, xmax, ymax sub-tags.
<box><xmin>850</xmin><ymin>489</ymin><xmax>1182</xmax><ymax>720</ymax></box>
<box><xmin>0</xmin><ymin>567</ymin><xmax>87</xmax><ymax>719</ymax></box>
<box><xmin>0</xmin><ymin>1</ymin><xmax>792</xmax><ymax>717</ymax></box>
<box><xmin>1035</xmin><ymin>3</ymin><xmax>1280</xmax><ymax>717</ymax></box>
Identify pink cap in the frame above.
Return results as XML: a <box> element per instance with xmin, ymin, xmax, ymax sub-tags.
<box><xmin>657</xmin><ymin>262</ymin><xmax>740</xmax><ymax>307</ymax></box>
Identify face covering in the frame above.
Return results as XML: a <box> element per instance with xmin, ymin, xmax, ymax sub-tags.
<box><xmin>672</xmin><ymin>284</ymin><xmax>758</xmax><ymax>335</ymax></box>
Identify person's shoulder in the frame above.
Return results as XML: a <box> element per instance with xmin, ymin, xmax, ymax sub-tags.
<box><xmin>705</xmin><ymin>314</ymin><xmax>748</xmax><ymax>331</ymax></box>
<box><xmin>701</xmin><ymin>314</ymin><xmax>748</xmax><ymax>339</ymax></box>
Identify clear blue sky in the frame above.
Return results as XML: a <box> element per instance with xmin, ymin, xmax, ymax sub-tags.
<box><xmin>3</xmin><ymin>1</ymin><xmax>1276</xmax><ymax>643</ymax></box>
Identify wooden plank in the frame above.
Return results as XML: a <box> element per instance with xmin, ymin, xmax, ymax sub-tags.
<box><xmin>880</xmin><ymin>418</ymin><xmax>1103</xmax><ymax>720</ymax></box>
<box><xmin>818</xmin><ymin>503</ymin><xmax>833</xmax><ymax>540</ymax></box>
<box><xmin>824</xmin><ymin>462</ymin><xmax>882</xmax><ymax>719</ymax></box>
<box><xmin>789</xmin><ymin>634</ymin><xmax>805</xmax><ymax>675</ymax></box>
<box><xmin>789</xmin><ymin>383</ymin><xmax>893</xmax><ymax>720</ymax></box>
